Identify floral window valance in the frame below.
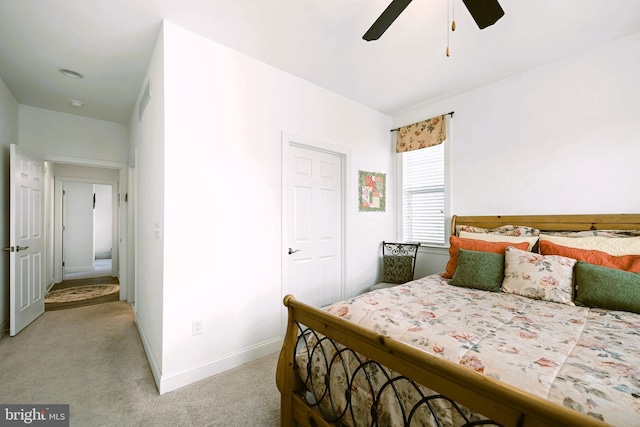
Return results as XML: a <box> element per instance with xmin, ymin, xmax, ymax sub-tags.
<box><xmin>395</xmin><ymin>115</ymin><xmax>446</xmax><ymax>153</ymax></box>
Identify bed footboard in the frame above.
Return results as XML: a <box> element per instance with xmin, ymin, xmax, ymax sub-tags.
<box><xmin>276</xmin><ymin>294</ymin><xmax>608</xmax><ymax>427</ymax></box>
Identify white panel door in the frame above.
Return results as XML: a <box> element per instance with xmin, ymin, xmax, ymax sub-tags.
<box><xmin>9</xmin><ymin>144</ymin><xmax>45</xmax><ymax>336</ymax></box>
<box><xmin>285</xmin><ymin>144</ymin><xmax>343</xmax><ymax>308</ymax></box>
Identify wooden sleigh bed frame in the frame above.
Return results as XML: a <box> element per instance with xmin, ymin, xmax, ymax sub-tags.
<box><xmin>276</xmin><ymin>214</ymin><xmax>640</xmax><ymax>427</ymax></box>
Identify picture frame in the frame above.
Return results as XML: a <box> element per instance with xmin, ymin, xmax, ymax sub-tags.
<box><xmin>359</xmin><ymin>170</ymin><xmax>386</xmax><ymax>212</ymax></box>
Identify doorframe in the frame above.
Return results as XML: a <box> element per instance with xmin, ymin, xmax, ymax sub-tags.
<box><xmin>280</xmin><ymin>132</ymin><xmax>352</xmax><ymax>331</ymax></box>
<box><xmin>55</xmin><ymin>177</ymin><xmax>118</xmax><ymax>282</ymax></box>
<box><xmin>42</xmin><ymin>155</ymin><xmax>129</xmax><ymax>301</ymax></box>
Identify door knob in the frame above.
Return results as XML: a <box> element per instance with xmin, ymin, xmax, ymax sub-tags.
<box><xmin>288</xmin><ymin>248</ymin><xmax>301</xmax><ymax>255</ymax></box>
<box><xmin>3</xmin><ymin>247</ymin><xmax>13</xmax><ymax>252</ymax></box>
<box><xmin>16</xmin><ymin>245</ymin><xmax>29</xmax><ymax>252</ymax></box>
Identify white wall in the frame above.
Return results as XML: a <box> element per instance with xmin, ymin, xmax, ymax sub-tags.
<box><xmin>54</xmin><ymin>164</ymin><xmax>120</xmax><ymax>181</ymax></box>
<box><xmin>94</xmin><ymin>184</ymin><xmax>112</xmax><ymax>259</ymax></box>
<box><xmin>19</xmin><ymin>105</ymin><xmax>129</xmax><ymax>165</ymax></box>
<box><xmin>61</xmin><ymin>182</ymin><xmax>112</xmax><ymax>268</ymax></box>
<box><xmin>395</xmin><ymin>32</ymin><xmax>640</xmax><ymax>275</ymax></box>
<box><xmin>0</xmin><ymin>77</ymin><xmax>19</xmax><ymax>334</ymax></box>
<box><xmin>130</xmin><ymin>21</ymin><xmax>394</xmax><ymax>394</ymax></box>
<box><xmin>63</xmin><ymin>182</ymin><xmax>95</xmax><ymax>272</ymax></box>
<box><xmin>128</xmin><ymin>25</ymin><xmax>166</xmax><ymax>388</ymax></box>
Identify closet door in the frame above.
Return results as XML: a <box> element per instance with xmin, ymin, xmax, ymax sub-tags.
<box><xmin>284</xmin><ymin>143</ymin><xmax>343</xmax><ymax>309</ymax></box>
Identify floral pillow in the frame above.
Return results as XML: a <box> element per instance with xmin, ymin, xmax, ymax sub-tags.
<box><xmin>502</xmin><ymin>246</ymin><xmax>576</xmax><ymax>305</ymax></box>
<box><xmin>455</xmin><ymin>224</ymin><xmax>540</xmax><ymax>237</ymax></box>
<box><xmin>542</xmin><ymin>230</ymin><xmax>640</xmax><ymax>238</ymax></box>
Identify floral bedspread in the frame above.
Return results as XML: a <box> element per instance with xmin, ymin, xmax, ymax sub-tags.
<box><xmin>297</xmin><ymin>274</ymin><xmax>640</xmax><ymax>426</ymax></box>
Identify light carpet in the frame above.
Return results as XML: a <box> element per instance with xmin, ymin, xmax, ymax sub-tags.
<box><xmin>0</xmin><ymin>301</ymin><xmax>280</xmax><ymax>426</ymax></box>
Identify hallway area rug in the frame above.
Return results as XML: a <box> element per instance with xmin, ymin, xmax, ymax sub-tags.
<box><xmin>45</xmin><ymin>284</ymin><xmax>120</xmax><ymax>304</ymax></box>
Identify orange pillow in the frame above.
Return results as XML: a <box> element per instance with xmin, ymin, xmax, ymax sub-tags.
<box><xmin>442</xmin><ymin>236</ymin><xmax>530</xmax><ymax>279</ymax></box>
<box><xmin>539</xmin><ymin>240</ymin><xmax>640</xmax><ymax>273</ymax></box>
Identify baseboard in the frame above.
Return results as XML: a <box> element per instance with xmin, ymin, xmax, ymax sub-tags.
<box><xmin>134</xmin><ymin>313</ymin><xmax>162</xmax><ymax>393</ymax></box>
<box><xmin>135</xmin><ymin>312</ymin><xmax>283</xmax><ymax>395</ymax></box>
<box><xmin>158</xmin><ymin>337</ymin><xmax>283</xmax><ymax>395</ymax></box>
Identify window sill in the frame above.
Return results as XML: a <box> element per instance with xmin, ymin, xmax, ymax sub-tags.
<box><xmin>417</xmin><ymin>244</ymin><xmax>449</xmax><ymax>255</ymax></box>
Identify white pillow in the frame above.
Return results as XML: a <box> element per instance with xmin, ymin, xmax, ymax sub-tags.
<box><xmin>459</xmin><ymin>231</ymin><xmax>538</xmax><ymax>251</ymax></box>
<box><xmin>539</xmin><ymin>235</ymin><xmax>640</xmax><ymax>256</ymax></box>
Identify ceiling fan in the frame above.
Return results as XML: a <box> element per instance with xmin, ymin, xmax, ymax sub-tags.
<box><xmin>363</xmin><ymin>0</ymin><xmax>504</xmax><ymax>41</ymax></box>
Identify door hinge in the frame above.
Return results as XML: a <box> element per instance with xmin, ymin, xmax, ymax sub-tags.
<box><xmin>62</xmin><ymin>261</ymin><xmax>65</xmax><ymax>267</ymax></box>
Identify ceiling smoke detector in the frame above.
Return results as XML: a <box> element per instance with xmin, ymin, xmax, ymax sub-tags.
<box><xmin>58</xmin><ymin>68</ymin><xmax>84</xmax><ymax>79</ymax></box>
<box><xmin>69</xmin><ymin>100</ymin><xmax>84</xmax><ymax>108</ymax></box>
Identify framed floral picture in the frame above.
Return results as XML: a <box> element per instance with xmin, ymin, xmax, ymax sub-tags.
<box><xmin>359</xmin><ymin>171</ymin><xmax>386</xmax><ymax>212</ymax></box>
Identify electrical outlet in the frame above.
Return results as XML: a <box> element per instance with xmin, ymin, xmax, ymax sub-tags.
<box><xmin>192</xmin><ymin>320</ymin><xmax>203</xmax><ymax>336</ymax></box>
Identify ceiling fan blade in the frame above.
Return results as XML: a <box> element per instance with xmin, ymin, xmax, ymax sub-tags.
<box><xmin>462</xmin><ymin>0</ymin><xmax>504</xmax><ymax>29</ymax></box>
<box><xmin>363</xmin><ymin>0</ymin><xmax>413</xmax><ymax>41</ymax></box>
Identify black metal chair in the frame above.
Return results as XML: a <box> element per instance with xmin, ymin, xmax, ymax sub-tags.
<box><xmin>370</xmin><ymin>241</ymin><xmax>420</xmax><ymax>291</ymax></box>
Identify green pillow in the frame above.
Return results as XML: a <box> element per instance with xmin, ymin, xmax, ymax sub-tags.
<box><xmin>451</xmin><ymin>249</ymin><xmax>504</xmax><ymax>292</ymax></box>
<box><xmin>383</xmin><ymin>256</ymin><xmax>414</xmax><ymax>284</ymax></box>
<box><xmin>575</xmin><ymin>261</ymin><xmax>640</xmax><ymax>314</ymax></box>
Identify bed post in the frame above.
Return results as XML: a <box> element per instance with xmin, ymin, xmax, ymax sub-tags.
<box><xmin>276</xmin><ymin>295</ymin><xmax>299</xmax><ymax>427</ymax></box>
<box><xmin>450</xmin><ymin>214</ymin><xmax>458</xmax><ymax>236</ymax></box>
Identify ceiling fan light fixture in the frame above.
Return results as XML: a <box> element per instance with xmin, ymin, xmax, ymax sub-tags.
<box><xmin>69</xmin><ymin>99</ymin><xmax>84</xmax><ymax>108</ymax></box>
<box><xmin>58</xmin><ymin>68</ymin><xmax>84</xmax><ymax>79</ymax></box>
<box><xmin>362</xmin><ymin>0</ymin><xmax>504</xmax><ymax>42</ymax></box>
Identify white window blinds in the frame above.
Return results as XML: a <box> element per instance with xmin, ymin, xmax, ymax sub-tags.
<box><xmin>402</xmin><ymin>143</ymin><xmax>445</xmax><ymax>246</ymax></box>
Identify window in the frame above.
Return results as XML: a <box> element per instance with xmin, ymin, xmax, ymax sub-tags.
<box><xmin>401</xmin><ymin>143</ymin><xmax>446</xmax><ymax>246</ymax></box>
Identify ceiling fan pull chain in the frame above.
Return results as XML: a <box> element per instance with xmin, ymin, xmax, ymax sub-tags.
<box><xmin>451</xmin><ymin>0</ymin><xmax>456</xmax><ymax>31</ymax></box>
<box><xmin>446</xmin><ymin>0</ymin><xmax>453</xmax><ymax>56</ymax></box>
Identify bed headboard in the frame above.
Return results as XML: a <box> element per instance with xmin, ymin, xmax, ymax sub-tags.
<box><xmin>451</xmin><ymin>214</ymin><xmax>640</xmax><ymax>235</ymax></box>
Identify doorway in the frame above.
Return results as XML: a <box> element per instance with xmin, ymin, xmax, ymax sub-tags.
<box><xmin>61</xmin><ymin>182</ymin><xmax>114</xmax><ymax>280</ymax></box>
<box><xmin>53</xmin><ymin>169</ymin><xmax>120</xmax><ymax>286</ymax></box>
<box><xmin>281</xmin><ymin>132</ymin><xmax>349</xmax><ymax>317</ymax></box>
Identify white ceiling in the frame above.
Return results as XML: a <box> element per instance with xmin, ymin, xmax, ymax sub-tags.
<box><xmin>1</xmin><ymin>0</ymin><xmax>639</xmax><ymax>124</ymax></box>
